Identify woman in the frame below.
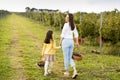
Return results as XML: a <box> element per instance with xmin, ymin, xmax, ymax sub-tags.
<box><xmin>60</xmin><ymin>13</ymin><xmax>79</xmax><ymax>79</ymax></box>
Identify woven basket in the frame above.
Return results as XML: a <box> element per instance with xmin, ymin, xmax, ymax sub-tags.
<box><xmin>72</xmin><ymin>52</ymin><xmax>82</xmax><ymax>61</ymax></box>
<box><xmin>37</xmin><ymin>61</ymin><xmax>45</xmax><ymax>67</ymax></box>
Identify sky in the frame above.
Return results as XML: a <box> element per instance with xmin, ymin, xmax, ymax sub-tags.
<box><xmin>0</xmin><ymin>0</ymin><xmax>120</xmax><ymax>13</ymax></box>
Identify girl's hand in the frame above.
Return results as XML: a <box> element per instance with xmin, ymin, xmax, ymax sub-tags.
<box><xmin>57</xmin><ymin>46</ymin><xmax>61</xmax><ymax>48</ymax></box>
<box><xmin>59</xmin><ymin>42</ymin><xmax>62</xmax><ymax>48</ymax></box>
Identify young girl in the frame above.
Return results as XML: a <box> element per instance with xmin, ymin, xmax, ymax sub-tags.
<box><xmin>42</xmin><ymin>30</ymin><xmax>60</xmax><ymax>76</ymax></box>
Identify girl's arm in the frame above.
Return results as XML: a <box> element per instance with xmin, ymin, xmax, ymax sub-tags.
<box><xmin>53</xmin><ymin>41</ymin><xmax>61</xmax><ymax>49</ymax></box>
<box><xmin>55</xmin><ymin>46</ymin><xmax>61</xmax><ymax>49</ymax></box>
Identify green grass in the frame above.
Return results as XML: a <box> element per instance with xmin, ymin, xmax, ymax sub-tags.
<box><xmin>0</xmin><ymin>15</ymin><xmax>13</xmax><ymax>80</ymax></box>
<box><xmin>0</xmin><ymin>14</ymin><xmax>120</xmax><ymax>80</ymax></box>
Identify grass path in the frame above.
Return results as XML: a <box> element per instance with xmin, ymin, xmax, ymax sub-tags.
<box><xmin>7</xmin><ymin>16</ymin><xmax>26</xmax><ymax>80</ymax></box>
<box><xmin>0</xmin><ymin>14</ymin><xmax>47</xmax><ymax>80</ymax></box>
<box><xmin>0</xmin><ymin>14</ymin><xmax>120</xmax><ymax>80</ymax></box>
<box><xmin>0</xmin><ymin>15</ymin><xmax>13</xmax><ymax>80</ymax></box>
<box><xmin>5</xmin><ymin>14</ymin><xmax>47</xmax><ymax>80</ymax></box>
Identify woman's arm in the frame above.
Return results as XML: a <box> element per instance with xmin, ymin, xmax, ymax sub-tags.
<box><xmin>74</xmin><ymin>26</ymin><xmax>79</xmax><ymax>48</ymax></box>
<box><xmin>74</xmin><ymin>38</ymin><xmax>79</xmax><ymax>48</ymax></box>
<box><xmin>59</xmin><ymin>37</ymin><xmax>63</xmax><ymax>46</ymax></box>
<box><xmin>61</xmin><ymin>23</ymin><xmax>67</xmax><ymax>38</ymax></box>
<box><xmin>60</xmin><ymin>23</ymin><xmax>66</xmax><ymax>46</ymax></box>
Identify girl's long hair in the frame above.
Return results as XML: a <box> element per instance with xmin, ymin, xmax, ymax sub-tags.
<box><xmin>44</xmin><ymin>30</ymin><xmax>53</xmax><ymax>44</ymax></box>
<box><xmin>69</xmin><ymin>13</ymin><xmax>75</xmax><ymax>31</ymax></box>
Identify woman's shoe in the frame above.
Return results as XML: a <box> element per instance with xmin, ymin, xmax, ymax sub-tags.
<box><xmin>48</xmin><ymin>69</ymin><xmax>52</xmax><ymax>74</ymax></box>
<box><xmin>44</xmin><ymin>72</ymin><xmax>48</xmax><ymax>76</ymax></box>
<box><xmin>64</xmin><ymin>71</ymin><xmax>69</xmax><ymax>76</ymax></box>
<box><xmin>72</xmin><ymin>72</ymin><xmax>78</xmax><ymax>79</ymax></box>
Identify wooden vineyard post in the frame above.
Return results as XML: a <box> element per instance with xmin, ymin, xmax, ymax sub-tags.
<box><xmin>53</xmin><ymin>12</ymin><xmax>56</xmax><ymax>31</ymax></box>
<box><xmin>59</xmin><ymin>12</ymin><xmax>62</xmax><ymax>32</ymax></box>
<box><xmin>80</xmin><ymin>12</ymin><xmax>82</xmax><ymax>44</ymax></box>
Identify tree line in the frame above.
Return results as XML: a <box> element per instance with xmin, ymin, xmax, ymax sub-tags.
<box><xmin>0</xmin><ymin>10</ymin><xmax>10</xmax><ymax>18</ymax></box>
<box><xmin>18</xmin><ymin>7</ymin><xmax>120</xmax><ymax>45</ymax></box>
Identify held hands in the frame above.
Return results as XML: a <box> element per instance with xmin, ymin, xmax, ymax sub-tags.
<box><xmin>57</xmin><ymin>46</ymin><xmax>61</xmax><ymax>48</ymax></box>
<box><xmin>59</xmin><ymin>42</ymin><xmax>62</xmax><ymax>48</ymax></box>
<box><xmin>59</xmin><ymin>43</ymin><xmax>62</xmax><ymax>47</ymax></box>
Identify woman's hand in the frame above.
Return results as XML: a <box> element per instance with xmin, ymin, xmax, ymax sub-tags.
<box><xmin>74</xmin><ymin>38</ymin><xmax>79</xmax><ymax>48</ymax></box>
<box><xmin>59</xmin><ymin>37</ymin><xmax>63</xmax><ymax>47</ymax></box>
<box><xmin>59</xmin><ymin>43</ymin><xmax>62</xmax><ymax>46</ymax></box>
<box><xmin>75</xmin><ymin>43</ymin><xmax>79</xmax><ymax>48</ymax></box>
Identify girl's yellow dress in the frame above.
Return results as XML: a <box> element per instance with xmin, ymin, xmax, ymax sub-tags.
<box><xmin>42</xmin><ymin>40</ymin><xmax>60</xmax><ymax>61</ymax></box>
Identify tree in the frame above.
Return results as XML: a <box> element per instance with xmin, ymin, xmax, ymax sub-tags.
<box><xmin>25</xmin><ymin>7</ymin><xmax>30</xmax><ymax>12</ymax></box>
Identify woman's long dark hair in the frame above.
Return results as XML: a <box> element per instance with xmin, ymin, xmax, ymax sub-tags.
<box><xmin>44</xmin><ymin>30</ymin><xmax>53</xmax><ymax>44</ymax></box>
<box><xmin>68</xmin><ymin>13</ymin><xmax>75</xmax><ymax>31</ymax></box>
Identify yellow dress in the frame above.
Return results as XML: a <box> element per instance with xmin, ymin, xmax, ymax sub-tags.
<box><xmin>42</xmin><ymin>40</ymin><xmax>60</xmax><ymax>61</ymax></box>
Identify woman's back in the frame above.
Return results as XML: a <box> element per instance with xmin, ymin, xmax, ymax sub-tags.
<box><xmin>61</xmin><ymin>22</ymin><xmax>78</xmax><ymax>39</ymax></box>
